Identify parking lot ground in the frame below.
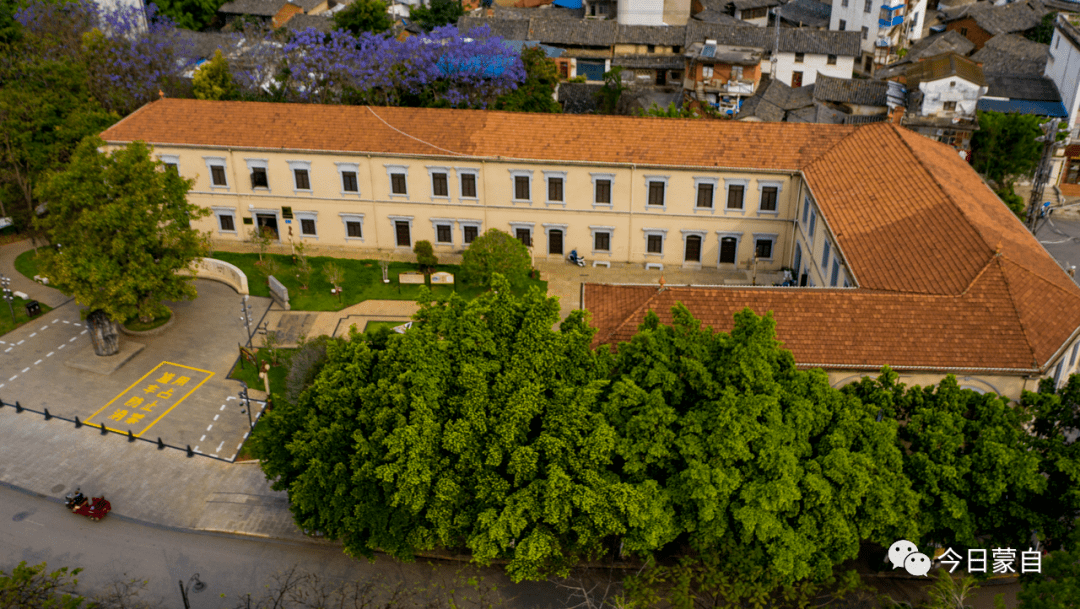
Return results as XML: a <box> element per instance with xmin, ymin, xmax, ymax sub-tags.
<box><xmin>0</xmin><ymin>279</ymin><xmax>273</xmax><ymax>460</ymax></box>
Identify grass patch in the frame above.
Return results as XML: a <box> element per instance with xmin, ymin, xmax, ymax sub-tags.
<box><xmin>14</xmin><ymin>248</ymin><xmax>46</xmax><ymax>283</ymax></box>
<box><xmin>210</xmin><ymin>252</ymin><xmax>546</xmax><ymax>312</ymax></box>
<box><xmin>122</xmin><ymin>309</ymin><xmax>172</xmax><ymax>332</ymax></box>
<box><xmin>0</xmin><ymin>297</ymin><xmax>53</xmax><ymax>337</ymax></box>
<box><xmin>229</xmin><ymin>347</ymin><xmax>292</xmax><ymax>462</ymax></box>
<box><xmin>364</xmin><ymin>320</ymin><xmax>410</xmax><ymax>333</ymax></box>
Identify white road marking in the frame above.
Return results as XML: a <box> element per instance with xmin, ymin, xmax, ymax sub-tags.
<box><xmin>200</xmin><ymin>435</ymin><xmax>206</xmax><ymax>442</ymax></box>
<box><xmin>33</xmin><ymin>360</ymin><xmax>41</xmax><ymax>366</ymax></box>
<box><xmin>0</xmin><ymin>340</ymin><xmax>4</xmax><ymax>344</ymax></box>
<box><xmin>46</xmin><ymin>352</ymin><xmax>53</xmax><ymax>357</ymax></box>
<box><xmin>63</xmin><ymin>321</ymin><xmax>69</xmax><ymax>324</ymax></box>
<box><xmin>206</xmin><ymin>424</ymin><xmax>213</xmax><ymax>431</ymax></box>
<box><xmin>0</xmin><ymin>384</ymin><xmax>4</xmax><ymax>389</ymax></box>
<box><xmin>29</xmin><ymin>333</ymin><xmax>36</xmax><ymax>337</ymax></box>
<box><xmin>16</xmin><ymin>340</ymin><xmax>23</xmax><ymax>345</ymax></box>
<box><xmin>216</xmin><ymin>441</ymin><xmax>225</xmax><ymax>452</ymax></box>
<box><xmin>4</xmin><ymin>348</ymin><xmax>11</xmax><ymax>353</ymax></box>
<box><xmin>226</xmin><ymin>396</ymin><xmax>237</xmax><ymax>401</ymax></box>
<box><xmin>68</xmin><ymin>337</ymin><xmax>77</xmax><ymax>342</ymax></box>
<box><xmin>193</xmin><ymin>445</ymin><xmax>199</xmax><ymax>452</ymax></box>
<box><xmin>220</xmin><ymin>404</ymin><xmax>226</xmax><ymax>411</ymax></box>
<box><xmin>8</xmin><ymin>375</ymin><xmax>16</xmax><ymax>381</ymax></box>
<box><xmin>243</xmin><ymin>432</ymin><xmax>249</xmax><ymax>439</ymax></box>
<box><xmin>80</xmin><ymin>330</ymin><xmax>86</xmax><ymax>335</ymax></box>
<box><xmin>58</xmin><ymin>344</ymin><xmax>65</xmax><ymax>350</ymax></box>
<box><xmin>51</xmin><ymin>319</ymin><xmax>58</xmax><ymax>324</ymax></box>
<box><xmin>213</xmin><ymin>414</ymin><xmax>219</xmax><ymax>421</ymax></box>
<box><xmin>20</xmin><ymin>367</ymin><xmax>28</xmax><ymax>373</ymax></box>
<box><xmin>211</xmin><ymin>454</ymin><xmax>219</xmax><ymax>458</ymax></box>
<box><xmin>40</xmin><ymin>325</ymin><xmax>47</xmax><ymax>330</ymax></box>
<box><xmin>73</xmin><ymin>323</ymin><xmax>81</xmax><ymax>327</ymax></box>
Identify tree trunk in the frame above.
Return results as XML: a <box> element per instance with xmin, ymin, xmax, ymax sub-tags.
<box><xmin>87</xmin><ymin>310</ymin><xmax>120</xmax><ymax>356</ymax></box>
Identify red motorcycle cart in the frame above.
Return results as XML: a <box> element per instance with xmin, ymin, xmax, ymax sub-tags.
<box><xmin>64</xmin><ymin>489</ymin><xmax>111</xmax><ymax>521</ymax></box>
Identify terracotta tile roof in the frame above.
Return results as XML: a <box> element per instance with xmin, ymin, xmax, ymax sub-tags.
<box><xmin>100</xmin><ymin>99</ymin><xmax>1080</xmax><ymax>373</ymax></box>
<box><xmin>100</xmin><ymin>99</ymin><xmax>855</xmax><ymax>170</ymax></box>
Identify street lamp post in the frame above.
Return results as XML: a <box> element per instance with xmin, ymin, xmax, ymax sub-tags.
<box><xmin>238</xmin><ymin>381</ymin><xmax>254</xmax><ymax>429</ymax></box>
<box><xmin>1</xmin><ymin>275</ymin><xmax>15</xmax><ymax>325</ymax></box>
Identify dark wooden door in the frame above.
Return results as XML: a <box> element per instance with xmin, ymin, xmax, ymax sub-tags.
<box><xmin>395</xmin><ymin>221</ymin><xmax>410</xmax><ymax>247</ymax></box>
<box><xmin>719</xmin><ymin>237</ymin><xmax>737</xmax><ymax>264</ymax></box>
<box><xmin>549</xmin><ymin>230</ymin><xmax>563</xmax><ymax>255</ymax></box>
<box><xmin>685</xmin><ymin>235</ymin><xmax>701</xmax><ymax>262</ymax></box>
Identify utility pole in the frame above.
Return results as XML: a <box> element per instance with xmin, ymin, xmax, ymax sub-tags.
<box><xmin>1027</xmin><ymin>118</ymin><xmax>1067</xmax><ymax>235</ymax></box>
<box><xmin>771</xmin><ymin>5</ymin><xmax>781</xmax><ymax>78</ymax></box>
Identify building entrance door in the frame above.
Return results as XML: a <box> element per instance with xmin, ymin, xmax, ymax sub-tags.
<box><xmin>549</xmin><ymin>229</ymin><xmax>563</xmax><ymax>255</ymax></box>
<box><xmin>685</xmin><ymin>235</ymin><xmax>701</xmax><ymax>262</ymax></box>
<box><xmin>719</xmin><ymin>237</ymin><xmax>737</xmax><ymax>264</ymax></box>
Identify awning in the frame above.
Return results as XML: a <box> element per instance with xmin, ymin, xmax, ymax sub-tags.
<box><xmin>552</xmin><ymin>0</ymin><xmax>582</xmax><ymax>8</ymax></box>
<box><xmin>976</xmin><ymin>98</ymin><xmax>1068</xmax><ymax>118</ymax></box>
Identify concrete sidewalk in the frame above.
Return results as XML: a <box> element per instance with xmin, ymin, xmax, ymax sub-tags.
<box><xmin>0</xmin><ymin>240</ymin><xmax>69</xmax><ymax>308</ymax></box>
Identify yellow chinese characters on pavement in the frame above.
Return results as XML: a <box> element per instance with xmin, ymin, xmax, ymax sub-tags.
<box><xmin>88</xmin><ymin>362</ymin><xmax>213</xmax><ymax>436</ymax></box>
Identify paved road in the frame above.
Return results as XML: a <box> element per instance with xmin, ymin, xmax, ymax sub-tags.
<box><xmin>0</xmin><ymin>483</ymin><xmax>563</xmax><ymax>609</ymax></box>
<box><xmin>1035</xmin><ymin>215</ymin><xmax>1080</xmax><ymax>285</ymax></box>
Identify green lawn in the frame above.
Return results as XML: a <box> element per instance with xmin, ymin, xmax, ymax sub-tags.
<box><xmin>14</xmin><ymin>248</ymin><xmax>46</xmax><ymax>282</ymax></box>
<box><xmin>229</xmin><ymin>347</ymin><xmax>290</xmax><ymax>399</ymax></box>
<box><xmin>0</xmin><ymin>297</ymin><xmax>53</xmax><ymax>337</ymax></box>
<box><xmin>364</xmin><ymin>320</ymin><xmax>410</xmax><ymax>333</ymax></box>
<box><xmin>211</xmin><ymin>252</ymin><xmax>546</xmax><ymax>312</ymax></box>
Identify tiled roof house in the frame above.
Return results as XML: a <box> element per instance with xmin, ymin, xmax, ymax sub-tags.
<box><xmin>99</xmin><ymin>99</ymin><xmax>1080</xmax><ymax>399</ymax></box>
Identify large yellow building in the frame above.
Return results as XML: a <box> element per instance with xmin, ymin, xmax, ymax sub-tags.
<box><xmin>101</xmin><ymin>99</ymin><xmax>1080</xmax><ymax>400</ymax></box>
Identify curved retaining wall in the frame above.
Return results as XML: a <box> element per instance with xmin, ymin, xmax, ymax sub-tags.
<box><xmin>192</xmin><ymin>257</ymin><xmax>249</xmax><ymax>295</ymax></box>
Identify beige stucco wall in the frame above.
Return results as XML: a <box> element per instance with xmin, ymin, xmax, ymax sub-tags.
<box><xmin>826</xmin><ymin>370</ymin><xmax>1040</xmax><ymax>402</ymax></box>
<box><xmin>613</xmin><ymin>43</ymin><xmax>681</xmax><ymax>54</ymax></box>
<box><xmin>148</xmin><ymin>145</ymin><xmax>809</xmax><ymax>272</ymax></box>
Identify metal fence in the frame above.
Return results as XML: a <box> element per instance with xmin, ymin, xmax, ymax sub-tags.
<box><xmin>0</xmin><ymin>397</ymin><xmax>267</xmax><ymax>463</ymax></box>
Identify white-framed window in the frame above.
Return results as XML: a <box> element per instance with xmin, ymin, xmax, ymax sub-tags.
<box><xmin>681</xmin><ymin>229</ymin><xmax>707</xmax><ymax>263</ymax></box>
<box><xmin>385</xmin><ymin>165</ymin><xmax>409</xmax><ymax>198</ymax></box>
<box><xmin>159</xmin><ymin>154</ymin><xmax>180</xmax><ymax>174</ymax></box>
<box><xmin>339</xmin><ymin>213</ymin><xmax>365</xmax><ymax>241</ymax></box>
<box><xmin>430</xmin><ymin>218</ymin><xmax>455</xmax><ymax>245</ymax></box>
<box><xmin>427</xmin><ymin>166</ymin><xmax>451</xmax><ymax>199</ymax></box>
<box><xmin>211</xmin><ymin>206</ymin><xmax>237</xmax><ymax>234</ymax></box>
<box><xmin>288</xmin><ymin>160</ymin><xmax>312</xmax><ymax>192</ymax></box>
<box><xmin>645</xmin><ymin>176</ymin><xmax>669</xmax><ymax>209</ymax></box>
<box><xmin>703</xmin><ymin>65</ymin><xmax>714</xmax><ymax>79</ymax></box>
<box><xmin>510</xmin><ymin>169</ymin><xmax>533</xmax><ymax>203</ymax></box>
<box><xmin>590</xmin><ymin>225</ymin><xmax>614</xmax><ymax>254</ymax></box>
<box><xmin>694</xmin><ymin>177</ymin><xmax>718</xmax><ymax>210</ymax></box>
<box><xmin>716</xmin><ymin>231</ymin><xmax>742</xmax><ymax>265</ymax></box>
<box><xmin>458</xmin><ymin>219</ymin><xmax>482</xmax><ymax>245</ymax></box>
<box><xmin>336</xmin><ymin>162</ymin><xmax>360</xmax><ymax>195</ymax></box>
<box><xmin>724</xmin><ymin>178</ymin><xmax>749</xmax><ymax>211</ymax></box>
<box><xmin>757</xmin><ymin>180</ymin><xmax>782</xmax><ymax>213</ymax></box>
<box><xmin>455</xmin><ymin>168</ymin><xmax>479</xmax><ymax>200</ymax></box>
<box><xmin>245</xmin><ymin>158</ymin><xmax>270</xmax><ymax>191</ymax></box>
<box><xmin>753</xmin><ymin>233</ymin><xmax>778</xmax><ymax>260</ymax></box>
<box><xmin>591</xmin><ymin>173</ymin><xmax>614</xmax><ymax>207</ymax></box>
<box><xmin>509</xmin><ymin>221</ymin><xmax>535</xmax><ymax>247</ymax></box>
<box><xmin>643</xmin><ymin>227</ymin><xmax>668</xmax><ymax>256</ymax></box>
<box><xmin>296</xmin><ymin>211</ymin><xmax>318</xmax><ymax>239</ymax></box>
<box><xmin>543</xmin><ymin>223</ymin><xmax>568</xmax><ymax>255</ymax></box>
<box><xmin>389</xmin><ymin>215</ymin><xmax>414</xmax><ymax>247</ymax></box>
<box><xmin>203</xmin><ymin>156</ymin><xmax>229</xmax><ymax>189</ymax></box>
<box><xmin>543</xmin><ymin>171</ymin><xmax>567</xmax><ymax>205</ymax></box>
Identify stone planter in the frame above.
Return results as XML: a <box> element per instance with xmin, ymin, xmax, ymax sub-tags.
<box><xmin>120</xmin><ymin>308</ymin><xmax>175</xmax><ymax>337</ymax></box>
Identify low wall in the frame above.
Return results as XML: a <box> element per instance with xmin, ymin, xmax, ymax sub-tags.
<box><xmin>192</xmin><ymin>257</ymin><xmax>249</xmax><ymax>295</ymax></box>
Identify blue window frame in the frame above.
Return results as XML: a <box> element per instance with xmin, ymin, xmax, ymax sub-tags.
<box><xmin>831</xmin><ymin>259</ymin><xmax>840</xmax><ymax>286</ymax></box>
<box><xmin>822</xmin><ymin>240</ymin><xmax>830</xmax><ymax>269</ymax></box>
<box><xmin>809</xmin><ymin>210</ymin><xmax>816</xmax><ymax>240</ymax></box>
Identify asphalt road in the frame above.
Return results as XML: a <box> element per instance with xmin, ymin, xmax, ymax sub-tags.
<box><xmin>1035</xmin><ymin>215</ymin><xmax>1080</xmax><ymax>284</ymax></box>
<box><xmin>0</xmin><ymin>484</ymin><xmax>562</xmax><ymax>609</ymax></box>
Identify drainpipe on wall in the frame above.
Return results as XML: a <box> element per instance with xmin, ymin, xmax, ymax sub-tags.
<box><xmin>367</xmin><ymin>154</ymin><xmax>378</xmax><ymax>254</ymax></box>
<box><xmin>628</xmin><ymin>163</ymin><xmax>635</xmax><ymax>266</ymax></box>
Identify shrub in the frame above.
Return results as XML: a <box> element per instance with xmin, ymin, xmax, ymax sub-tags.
<box><xmin>285</xmin><ymin>335</ymin><xmax>332</xmax><ymax>405</ymax></box>
<box><xmin>460</xmin><ymin>229</ymin><xmax>531</xmax><ymax>287</ymax></box>
<box><xmin>413</xmin><ymin>240</ymin><xmax>438</xmax><ymax>274</ymax></box>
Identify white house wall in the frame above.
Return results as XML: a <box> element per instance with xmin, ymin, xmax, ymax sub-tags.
<box><xmin>907</xmin><ymin>0</ymin><xmax>928</xmax><ymax>42</ymax></box>
<box><xmin>1047</xmin><ymin>27</ymin><xmax>1080</xmax><ymax>130</ymax></box>
<box><xmin>829</xmin><ymin>0</ymin><xmax>879</xmax><ymax>55</ymax></box>
<box><xmin>773</xmin><ymin>52</ymin><xmax>855</xmax><ymax>86</ymax></box>
<box><xmin>918</xmin><ymin>78</ymin><xmax>986</xmax><ymax>116</ymax></box>
<box><xmin>617</xmin><ymin>0</ymin><xmax>666</xmax><ymax>25</ymax></box>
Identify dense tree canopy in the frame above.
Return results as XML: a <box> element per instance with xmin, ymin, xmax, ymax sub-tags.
<box><xmin>332</xmin><ymin>0</ymin><xmax>392</xmax><ymax>36</ymax></box>
<box><xmin>153</xmin><ymin>0</ymin><xmax>227</xmax><ymax>31</ymax></box>
<box><xmin>459</xmin><ymin>229</ymin><xmax>532</xmax><ymax>286</ymax></box>
<box><xmin>407</xmin><ymin>0</ymin><xmax>464</xmax><ymax>32</ymax></box>
<box><xmin>493</xmin><ymin>45</ymin><xmax>561</xmax><ymax>114</ymax></box>
<box><xmin>192</xmin><ymin>49</ymin><xmax>238</xmax><ymax>100</ymax></box>
<box><xmin>971</xmin><ymin>111</ymin><xmax>1045</xmax><ymax>186</ymax></box>
<box><xmin>35</xmin><ymin>138</ymin><xmax>210</xmax><ymax>323</ymax></box>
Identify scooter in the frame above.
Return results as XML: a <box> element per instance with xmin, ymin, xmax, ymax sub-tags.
<box><xmin>568</xmin><ymin>250</ymin><xmax>585</xmax><ymax>267</ymax></box>
<box><xmin>64</xmin><ymin>487</ymin><xmax>111</xmax><ymax>521</ymax></box>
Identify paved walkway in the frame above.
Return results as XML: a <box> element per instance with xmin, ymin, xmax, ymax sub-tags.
<box><xmin>262</xmin><ymin>300</ymin><xmax>421</xmax><ymax>348</ymax></box>
<box><xmin>0</xmin><ymin>240</ymin><xmax>69</xmax><ymax>308</ymax></box>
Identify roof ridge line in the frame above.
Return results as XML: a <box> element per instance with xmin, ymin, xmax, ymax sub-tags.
<box><xmin>800</xmin><ymin>120</ymin><xmax>863</xmax><ymax>168</ymax></box>
<box><xmin>889</xmin><ymin>125</ymin><xmax>998</xmax><ymax>264</ymax></box>
<box><xmin>990</xmin><ymin>255</ymin><xmax>1041</xmax><ymax>368</ymax></box>
<box><xmin>960</xmin><ymin>254</ymin><xmax>999</xmax><ymax>296</ymax></box>
<box><xmin>602</xmin><ymin>288</ymin><xmax>664</xmax><ymax>345</ymax></box>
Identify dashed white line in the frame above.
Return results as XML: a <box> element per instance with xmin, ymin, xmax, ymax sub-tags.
<box><xmin>20</xmin><ymin>367</ymin><xmax>29</xmax><ymax>373</ymax></box>
<box><xmin>213</xmin><ymin>414</ymin><xmax>219</xmax><ymax>421</ymax></box>
<box><xmin>80</xmin><ymin>330</ymin><xmax>87</xmax><ymax>335</ymax></box>
<box><xmin>46</xmin><ymin>352</ymin><xmax>54</xmax><ymax>357</ymax></box>
<box><xmin>219</xmin><ymin>404</ymin><xmax>226</xmax><ymax>411</ymax></box>
<box><xmin>68</xmin><ymin>337</ymin><xmax>77</xmax><ymax>342</ymax></box>
<box><xmin>73</xmin><ymin>323</ymin><xmax>81</xmax><ymax>327</ymax></box>
<box><xmin>193</xmin><ymin>445</ymin><xmax>199</xmax><ymax>452</ymax></box>
<box><xmin>226</xmin><ymin>396</ymin><xmax>237</xmax><ymax>401</ymax></box>
<box><xmin>58</xmin><ymin>344</ymin><xmax>65</xmax><ymax>350</ymax></box>
<box><xmin>62</xmin><ymin>321</ymin><xmax>70</xmax><ymax>324</ymax></box>
<box><xmin>33</xmin><ymin>360</ymin><xmax>41</xmax><ymax>366</ymax></box>
<box><xmin>200</xmin><ymin>435</ymin><xmax>206</xmax><ymax>442</ymax></box>
<box><xmin>16</xmin><ymin>340</ymin><xmax>23</xmax><ymax>345</ymax></box>
<box><xmin>29</xmin><ymin>333</ymin><xmax>36</xmax><ymax>337</ymax></box>
<box><xmin>51</xmin><ymin>319</ymin><xmax>58</xmax><ymax>324</ymax></box>
<box><xmin>243</xmin><ymin>432</ymin><xmax>249</xmax><ymax>439</ymax></box>
<box><xmin>39</xmin><ymin>325</ymin><xmax>47</xmax><ymax>330</ymax></box>
<box><xmin>206</xmin><ymin>424</ymin><xmax>213</xmax><ymax>431</ymax></box>
<box><xmin>216</xmin><ymin>441</ymin><xmax>225</xmax><ymax>452</ymax></box>
<box><xmin>4</xmin><ymin>348</ymin><xmax>11</xmax><ymax>353</ymax></box>
<box><xmin>0</xmin><ymin>384</ymin><xmax>4</xmax><ymax>389</ymax></box>
<box><xmin>8</xmin><ymin>375</ymin><xmax>16</xmax><ymax>382</ymax></box>
<box><xmin>237</xmin><ymin>443</ymin><xmax>244</xmax><ymax>449</ymax></box>
<box><xmin>0</xmin><ymin>340</ymin><xmax>5</xmax><ymax>344</ymax></box>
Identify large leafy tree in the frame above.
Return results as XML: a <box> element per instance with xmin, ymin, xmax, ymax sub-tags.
<box><xmin>407</xmin><ymin>0</ymin><xmax>463</xmax><ymax>32</ymax></box>
<box><xmin>1020</xmin><ymin>374</ymin><xmax>1080</xmax><ymax>548</ymax></box>
<box><xmin>493</xmin><ymin>45</ymin><xmax>561</xmax><ymax>114</ymax></box>
<box><xmin>251</xmin><ymin>276</ymin><xmax>663</xmax><ymax>582</ymax></box>
<box><xmin>192</xmin><ymin>48</ymin><xmax>238</xmax><ymax>100</ymax></box>
<box><xmin>152</xmin><ymin>0</ymin><xmax>226</xmax><ymax>31</ymax></box>
<box><xmin>459</xmin><ymin>229</ymin><xmax>532</xmax><ymax>286</ymax></box>
<box><xmin>332</xmin><ymin>0</ymin><xmax>392</xmax><ymax>35</ymax></box>
<box><xmin>843</xmin><ymin>370</ymin><xmax>1047</xmax><ymax>550</ymax></box>
<box><xmin>1018</xmin><ymin>526</ymin><xmax>1080</xmax><ymax>609</ymax></box>
<box><xmin>602</xmin><ymin>307</ymin><xmax>918</xmax><ymax>596</ymax></box>
<box><xmin>971</xmin><ymin>110</ymin><xmax>1045</xmax><ymax>186</ymax></box>
<box><xmin>34</xmin><ymin>137</ymin><xmax>210</xmax><ymax>324</ymax></box>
